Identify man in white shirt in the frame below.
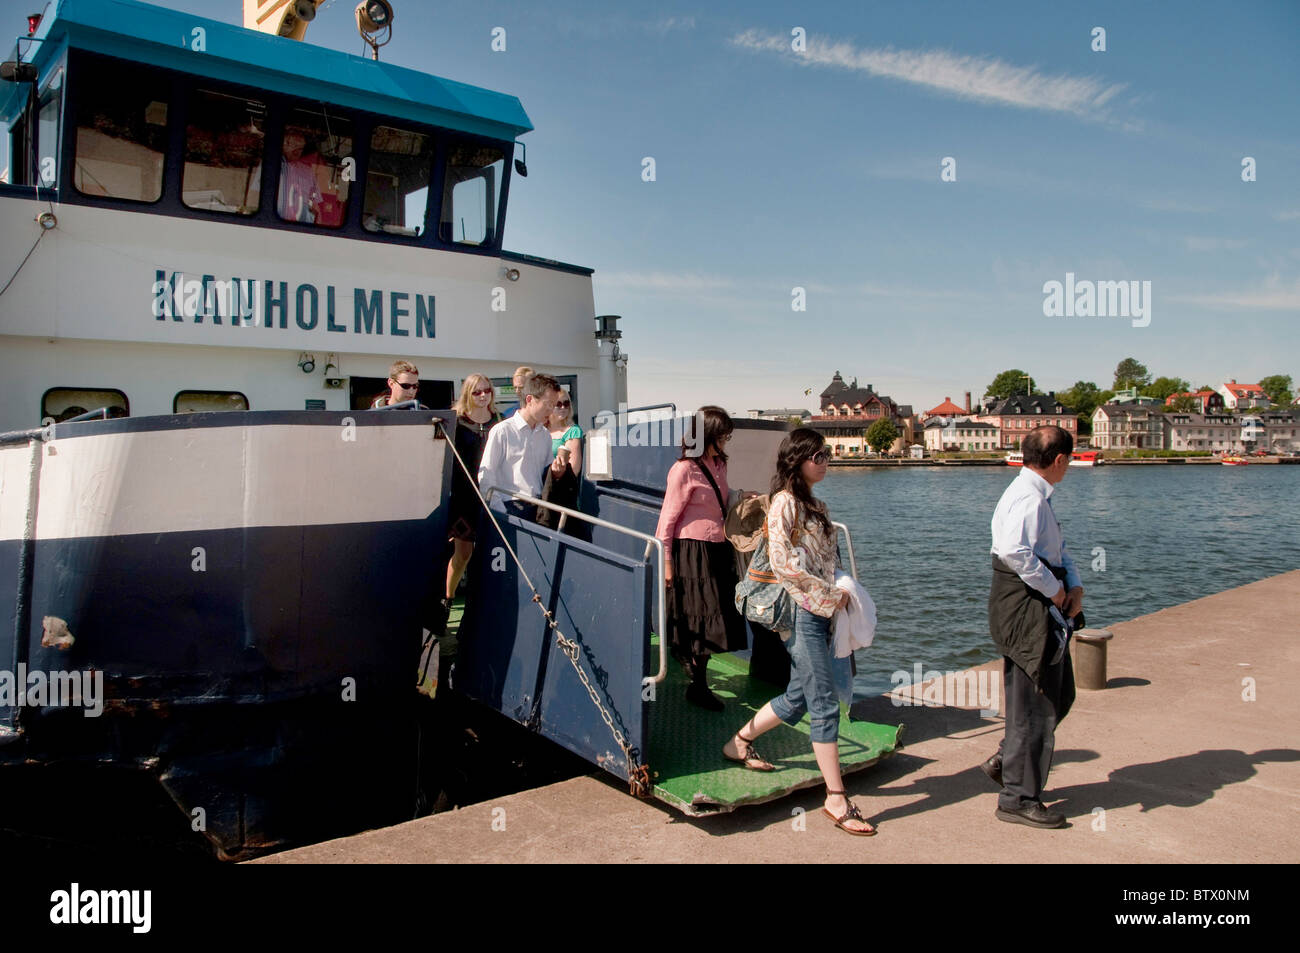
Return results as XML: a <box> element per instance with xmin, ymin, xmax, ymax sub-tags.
<box><xmin>983</xmin><ymin>425</ymin><xmax>1084</xmax><ymax>829</ymax></box>
<box><xmin>477</xmin><ymin>372</ymin><xmax>566</xmax><ymax>511</ymax></box>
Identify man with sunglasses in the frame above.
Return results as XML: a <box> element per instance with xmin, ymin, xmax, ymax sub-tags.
<box><xmin>371</xmin><ymin>360</ymin><xmax>427</xmax><ymax>408</ymax></box>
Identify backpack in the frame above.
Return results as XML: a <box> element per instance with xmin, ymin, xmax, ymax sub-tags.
<box><xmin>735</xmin><ymin>516</ymin><xmax>797</xmax><ymax>633</ymax></box>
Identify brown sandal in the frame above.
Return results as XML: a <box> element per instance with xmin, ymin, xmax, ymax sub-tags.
<box><xmin>723</xmin><ymin>729</ymin><xmax>775</xmax><ymax>771</ymax></box>
<box><xmin>823</xmin><ymin>789</ymin><xmax>876</xmax><ymax>836</ymax></box>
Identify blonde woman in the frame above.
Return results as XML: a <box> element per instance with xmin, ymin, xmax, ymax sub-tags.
<box><xmin>445</xmin><ymin>374</ymin><xmax>502</xmax><ymax>607</ymax></box>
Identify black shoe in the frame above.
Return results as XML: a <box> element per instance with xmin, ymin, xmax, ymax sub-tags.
<box><xmin>995</xmin><ymin>802</ymin><xmax>1065</xmax><ymax>829</ymax></box>
<box><xmin>685</xmin><ymin>682</ymin><xmax>725</xmax><ymax>712</ymax></box>
<box><xmin>980</xmin><ymin>754</ymin><xmax>1003</xmax><ymax>788</ymax></box>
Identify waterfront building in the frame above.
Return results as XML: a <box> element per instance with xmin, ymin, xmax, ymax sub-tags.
<box><xmin>809</xmin><ymin>371</ymin><xmax>913</xmax><ymax>456</ymax></box>
<box><xmin>1091</xmin><ymin>401</ymin><xmax>1162</xmax><ymax>451</ymax></box>
<box><xmin>923</xmin><ymin>416</ymin><xmax>999</xmax><ymax>452</ymax></box>
<box><xmin>1165</xmin><ymin>390</ymin><xmax>1226</xmax><ymax>414</ymax></box>
<box><xmin>1260</xmin><ymin>411</ymin><xmax>1300</xmax><ymax>452</ymax></box>
<box><xmin>1162</xmin><ymin>413</ymin><xmax>1243</xmax><ymax>454</ymax></box>
<box><xmin>746</xmin><ymin>408</ymin><xmax>811</xmax><ymax>423</ymax></box>
<box><xmin>975</xmin><ymin>393</ymin><xmax>1077</xmax><ymax>449</ymax></box>
<box><xmin>1218</xmin><ymin>380</ymin><xmax>1272</xmax><ymax>411</ymax></box>
<box><xmin>1240</xmin><ymin>415</ymin><xmax>1266</xmax><ymax>451</ymax></box>
<box><xmin>920</xmin><ymin>395</ymin><xmax>969</xmax><ymax>421</ymax></box>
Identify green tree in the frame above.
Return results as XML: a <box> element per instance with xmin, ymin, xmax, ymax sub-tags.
<box><xmin>1057</xmin><ymin>381</ymin><xmax>1103</xmax><ymax>433</ymax></box>
<box><xmin>865</xmin><ymin>418</ymin><xmax>899</xmax><ymax>453</ymax></box>
<box><xmin>1113</xmin><ymin>358</ymin><xmax>1151</xmax><ymax>391</ymax></box>
<box><xmin>985</xmin><ymin>369</ymin><xmax>1036</xmax><ymax>401</ymax></box>
<box><xmin>1142</xmin><ymin>376</ymin><xmax>1190</xmax><ymax>401</ymax></box>
<box><xmin>1258</xmin><ymin>374</ymin><xmax>1294</xmax><ymax>405</ymax></box>
<box><xmin>1168</xmin><ymin>393</ymin><xmax>1198</xmax><ymax>413</ymax></box>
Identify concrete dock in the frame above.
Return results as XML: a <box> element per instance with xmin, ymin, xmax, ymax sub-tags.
<box><xmin>256</xmin><ymin>570</ymin><xmax>1300</xmax><ymax>863</ymax></box>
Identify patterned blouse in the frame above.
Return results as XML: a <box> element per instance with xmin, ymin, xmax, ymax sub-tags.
<box><xmin>767</xmin><ymin>489</ymin><xmax>841</xmax><ymax>618</ymax></box>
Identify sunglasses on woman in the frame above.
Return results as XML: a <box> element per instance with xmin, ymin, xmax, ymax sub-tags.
<box><xmin>554</xmin><ymin>400</ymin><xmax>570</xmax><ymax>408</ymax></box>
<box><xmin>811</xmin><ymin>449</ymin><xmax>831</xmax><ymax>465</ymax></box>
<box><xmin>471</xmin><ymin>388</ymin><xmax>492</xmax><ymax>396</ymax></box>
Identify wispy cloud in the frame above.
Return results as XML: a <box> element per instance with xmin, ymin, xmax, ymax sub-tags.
<box><xmin>644</xmin><ymin>16</ymin><xmax>696</xmax><ymax>35</ymax></box>
<box><xmin>1140</xmin><ymin>198</ymin><xmax>1216</xmax><ymax>214</ymax></box>
<box><xmin>596</xmin><ymin>270</ymin><xmax>736</xmax><ymax>293</ymax></box>
<box><xmin>1168</xmin><ymin>275</ymin><xmax>1300</xmax><ymax>311</ymax></box>
<box><xmin>729</xmin><ymin>29</ymin><xmax>1126</xmax><ymax>118</ymax></box>
<box><xmin>1184</xmin><ymin>236</ymin><xmax>1246</xmax><ymax>252</ymax></box>
<box><xmin>1273</xmin><ymin>209</ymin><xmax>1300</xmax><ymax>222</ymax></box>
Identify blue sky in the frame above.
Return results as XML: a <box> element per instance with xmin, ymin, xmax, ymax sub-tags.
<box><xmin>5</xmin><ymin>0</ymin><xmax>1298</xmax><ymax>414</ymax></box>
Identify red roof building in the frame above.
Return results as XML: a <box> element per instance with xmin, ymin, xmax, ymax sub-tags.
<box><xmin>1218</xmin><ymin>380</ymin><xmax>1272</xmax><ymax>410</ymax></box>
<box><xmin>922</xmin><ymin>396</ymin><xmax>967</xmax><ymax>420</ymax></box>
<box><xmin>1165</xmin><ymin>390</ymin><xmax>1225</xmax><ymax>414</ymax></box>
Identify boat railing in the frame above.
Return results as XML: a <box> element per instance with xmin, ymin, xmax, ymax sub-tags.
<box><xmin>590</xmin><ymin>402</ymin><xmax>677</xmax><ymax>428</ymax></box>
<box><xmin>832</xmin><ymin>521</ymin><xmax>858</xmax><ymax>580</ymax></box>
<box><xmin>484</xmin><ymin>487</ymin><xmax>669</xmax><ymax>688</ymax></box>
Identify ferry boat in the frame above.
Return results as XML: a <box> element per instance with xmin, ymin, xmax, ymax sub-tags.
<box><xmin>1069</xmin><ymin>450</ymin><xmax>1103</xmax><ymax>467</ymax></box>
<box><xmin>0</xmin><ymin>1</ymin><xmax>899</xmax><ymax>858</ymax></box>
<box><xmin>0</xmin><ymin>0</ymin><xmax>611</xmax><ymax>858</ymax></box>
<box><xmin>1005</xmin><ymin>451</ymin><xmax>1024</xmax><ymax>466</ymax></box>
<box><xmin>1221</xmin><ymin>454</ymin><xmax>1249</xmax><ymax>466</ymax></box>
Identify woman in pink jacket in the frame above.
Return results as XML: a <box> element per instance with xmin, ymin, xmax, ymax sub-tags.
<box><xmin>655</xmin><ymin>406</ymin><xmax>749</xmax><ymax>710</ymax></box>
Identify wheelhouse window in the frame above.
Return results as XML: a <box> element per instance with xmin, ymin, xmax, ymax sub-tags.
<box><xmin>440</xmin><ymin>140</ymin><xmax>504</xmax><ymax>246</ymax></box>
<box><xmin>73</xmin><ymin>63</ymin><xmax>168</xmax><ymax>202</ymax></box>
<box><xmin>363</xmin><ymin>125</ymin><xmax>432</xmax><ymax>236</ymax></box>
<box><xmin>277</xmin><ymin>107</ymin><xmax>353</xmax><ymax>227</ymax></box>
<box><xmin>41</xmin><ymin>387</ymin><xmax>129</xmax><ymax>423</ymax></box>
<box><xmin>183</xmin><ymin>90</ymin><xmax>266</xmax><ymax>215</ymax></box>
<box><xmin>36</xmin><ymin>67</ymin><xmax>64</xmax><ymax>188</ymax></box>
<box><xmin>174</xmin><ymin>390</ymin><xmax>249</xmax><ymax>413</ymax></box>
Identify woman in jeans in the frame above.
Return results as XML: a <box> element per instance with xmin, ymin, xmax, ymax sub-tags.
<box><xmin>722</xmin><ymin>428</ymin><xmax>876</xmax><ymax>836</ymax></box>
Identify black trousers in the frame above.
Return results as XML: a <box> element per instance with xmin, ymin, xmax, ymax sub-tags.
<box><xmin>997</xmin><ymin>649</ymin><xmax>1070</xmax><ymax>811</ymax></box>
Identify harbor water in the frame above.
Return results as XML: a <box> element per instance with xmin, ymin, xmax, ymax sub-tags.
<box><xmin>817</xmin><ymin>464</ymin><xmax>1300</xmax><ymax>697</ymax></box>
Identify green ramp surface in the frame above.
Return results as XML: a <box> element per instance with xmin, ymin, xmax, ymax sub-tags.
<box><xmin>648</xmin><ymin>644</ymin><xmax>902</xmax><ymax>817</ymax></box>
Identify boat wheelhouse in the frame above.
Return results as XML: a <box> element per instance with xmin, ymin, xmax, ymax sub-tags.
<box><xmin>0</xmin><ymin>0</ymin><xmax>613</xmax><ymax>431</ymax></box>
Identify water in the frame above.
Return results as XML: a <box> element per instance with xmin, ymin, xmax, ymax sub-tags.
<box><xmin>817</xmin><ymin>464</ymin><xmax>1300</xmax><ymax>697</ymax></box>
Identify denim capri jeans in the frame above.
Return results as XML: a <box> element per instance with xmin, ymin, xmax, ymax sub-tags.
<box><xmin>770</xmin><ymin>605</ymin><xmax>841</xmax><ymax>743</ymax></box>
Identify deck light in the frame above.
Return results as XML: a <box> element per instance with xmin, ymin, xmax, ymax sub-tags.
<box><xmin>356</xmin><ymin>1</ymin><xmax>394</xmax><ymax>59</ymax></box>
<box><xmin>514</xmin><ymin>141</ymin><xmax>528</xmax><ymax>178</ymax></box>
<box><xmin>357</xmin><ymin>1</ymin><xmax>392</xmax><ymax>30</ymax></box>
<box><xmin>298</xmin><ymin>352</ymin><xmax>316</xmax><ymax>373</ymax></box>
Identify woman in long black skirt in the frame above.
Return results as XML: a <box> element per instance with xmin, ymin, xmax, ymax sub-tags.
<box><xmin>654</xmin><ymin>406</ymin><xmax>750</xmax><ymax>710</ymax></box>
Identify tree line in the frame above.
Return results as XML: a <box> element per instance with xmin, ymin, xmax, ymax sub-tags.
<box><xmin>983</xmin><ymin>361</ymin><xmax>1294</xmax><ymax>434</ymax></box>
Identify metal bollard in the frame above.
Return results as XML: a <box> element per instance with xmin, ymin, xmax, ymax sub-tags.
<box><xmin>1073</xmin><ymin>628</ymin><xmax>1113</xmax><ymax>690</ymax></box>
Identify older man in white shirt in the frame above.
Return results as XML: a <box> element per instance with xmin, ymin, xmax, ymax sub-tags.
<box><xmin>477</xmin><ymin>372</ymin><xmax>566</xmax><ymax>511</ymax></box>
<box><xmin>983</xmin><ymin>425</ymin><xmax>1084</xmax><ymax>830</ymax></box>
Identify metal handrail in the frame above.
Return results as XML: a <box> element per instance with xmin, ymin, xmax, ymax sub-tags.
<box><xmin>484</xmin><ymin>487</ymin><xmax>669</xmax><ymax>687</ymax></box>
<box><xmin>833</xmin><ymin>521</ymin><xmax>858</xmax><ymax>580</ymax></box>
<box><xmin>590</xmin><ymin>402</ymin><xmax>677</xmax><ymax>429</ymax></box>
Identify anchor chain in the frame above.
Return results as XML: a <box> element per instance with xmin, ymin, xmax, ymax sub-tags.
<box><xmin>435</xmin><ymin>418</ymin><xmax>650</xmax><ymax>796</ymax></box>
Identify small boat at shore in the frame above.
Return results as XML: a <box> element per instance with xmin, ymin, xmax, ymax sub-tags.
<box><xmin>1221</xmin><ymin>455</ymin><xmax>1249</xmax><ymax>466</ymax></box>
<box><xmin>1005</xmin><ymin>451</ymin><xmax>1024</xmax><ymax>466</ymax></box>
<box><xmin>1070</xmin><ymin>450</ymin><xmax>1103</xmax><ymax>467</ymax></box>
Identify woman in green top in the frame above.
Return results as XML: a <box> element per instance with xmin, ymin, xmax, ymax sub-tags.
<box><xmin>539</xmin><ymin>392</ymin><xmax>583</xmax><ymax>526</ymax></box>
